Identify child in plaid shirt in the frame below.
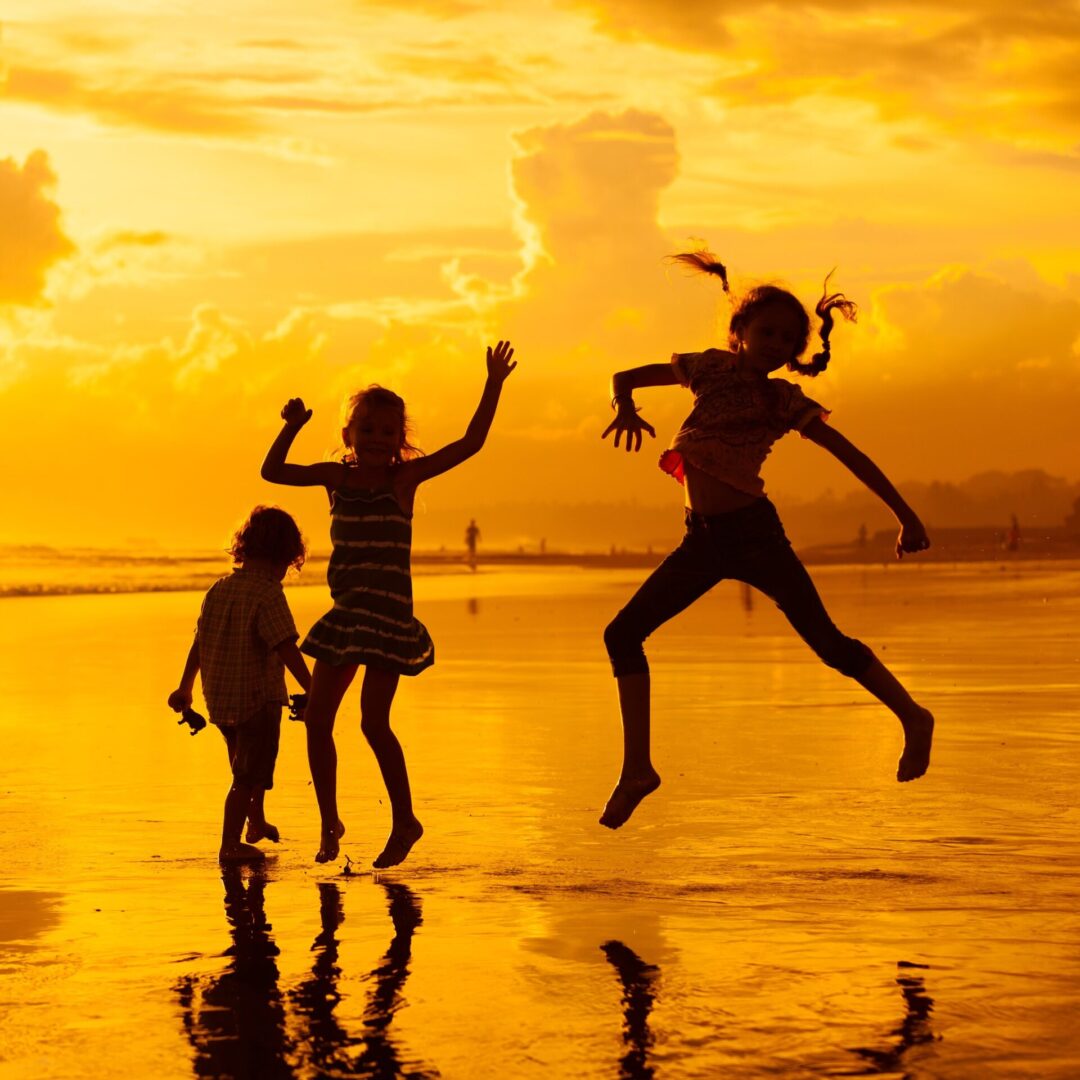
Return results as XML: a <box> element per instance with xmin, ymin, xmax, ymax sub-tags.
<box><xmin>168</xmin><ymin>507</ymin><xmax>312</xmax><ymax>863</ymax></box>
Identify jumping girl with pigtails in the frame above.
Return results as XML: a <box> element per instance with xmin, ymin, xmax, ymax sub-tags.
<box><xmin>598</xmin><ymin>250</ymin><xmax>934</xmax><ymax>830</ymax></box>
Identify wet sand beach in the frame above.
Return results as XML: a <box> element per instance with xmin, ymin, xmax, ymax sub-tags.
<box><xmin>1</xmin><ymin>564</ymin><xmax>1079</xmax><ymax>1078</ymax></box>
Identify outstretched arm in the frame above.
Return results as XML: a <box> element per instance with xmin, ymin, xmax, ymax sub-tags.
<box><xmin>802</xmin><ymin>416</ymin><xmax>930</xmax><ymax>559</ymax></box>
<box><xmin>601</xmin><ymin>363</ymin><xmax>678</xmax><ymax>452</ymax></box>
<box><xmin>402</xmin><ymin>341</ymin><xmax>517</xmax><ymax>484</ymax></box>
<box><xmin>261</xmin><ymin>398</ymin><xmax>343</xmax><ymax>487</ymax></box>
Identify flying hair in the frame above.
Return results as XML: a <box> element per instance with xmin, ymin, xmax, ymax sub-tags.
<box><xmin>791</xmin><ymin>269</ymin><xmax>859</xmax><ymax>377</ymax></box>
<box><xmin>673</xmin><ymin>248</ymin><xmax>857</xmax><ymax>377</ymax></box>
<box><xmin>668</xmin><ymin>247</ymin><xmax>730</xmax><ymax>294</ymax></box>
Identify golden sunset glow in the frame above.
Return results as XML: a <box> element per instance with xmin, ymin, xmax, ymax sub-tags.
<box><xmin>5</xmin><ymin>8</ymin><xmax>1080</xmax><ymax>1077</ymax></box>
<box><xmin>2</xmin><ymin>0</ymin><xmax>1079</xmax><ymax>553</ymax></box>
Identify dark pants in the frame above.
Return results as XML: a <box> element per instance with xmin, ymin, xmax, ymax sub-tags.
<box><xmin>604</xmin><ymin>499</ymin><xmax>873</xmax><ymax>679</ymax></box>
<box><xmin>216</xmin><ymin>703</ymin><xmax>282</xmax><ymax>790</ymax></box>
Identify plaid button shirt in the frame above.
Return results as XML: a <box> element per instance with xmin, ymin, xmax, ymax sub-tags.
<box><xmin>196</xmin><ymin>567</ymin><xmax>298</xmax><ymax>725</ymax></box>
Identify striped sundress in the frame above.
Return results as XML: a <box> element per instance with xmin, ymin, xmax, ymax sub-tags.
<box><xmin>301</xmin><ymin>488</ymin><xmax>435</xmax><ymax>675</ymax></box>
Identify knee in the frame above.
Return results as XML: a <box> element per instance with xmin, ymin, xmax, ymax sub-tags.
<box><xmin>303</xmin><ymin>701</ymin><xmax>335</xmax><ymax>732</ymax></box>
<box><xmin>817</xmin><ymin>634</ymin><xmax>874</xmax><ymax>678</ymax></box>
<box><xmin>360</xmin><ymin>710</ymin><xmax>391</xmax><ymax>742</ymax></box>
<box><xmin>603</xmin><ymin>615</ymin><xmax>649</xmax><ymax>678</ymax></box>
<box><xmin>603</xmin><ymin>616</ymin><xmax>628</xmax><ymax>658</ymax></box>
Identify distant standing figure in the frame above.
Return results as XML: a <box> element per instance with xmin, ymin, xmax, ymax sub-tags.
<box><xmin>598</xmin><ymin>248</ymin><xmax>934</xmax><ymax>830</ymax></box>
<box><xmin>167</xmin><ymin>507</ymin><xmax>312</xmax><ymax>863</ymax></box>
<box><xmin>1005</xmin><ymin>513</ymin><xmax>1020</xmax><ymax>552</ymax></box>
<box><xmin>465</xmin><ymin>518</ymin><xmax>481</xmax><ymax>567</ymax></box>
<box><xmin>261</xmin><ymin>341</ymin><xmax>517</xmax><ymax>867</ymax></box>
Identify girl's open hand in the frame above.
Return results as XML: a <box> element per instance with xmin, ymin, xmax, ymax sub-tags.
<box><xmin>281</xmin><ymin>398</ymin><xmax>312</xmax><ymax>427</ymax></box>
<box><xmin>486</xmin><ymin>340</ymin><xmax>517</xmax><ymax>383</ymax></box>
<box><xmin>602</xmin><ymin>407</ymin><xmax>656</xmax><ymax>452</ymax></box>
<box><xmin>896</xmin><ymin>519</ymin><xmax>930</xmax><ymax>559</ymax></box>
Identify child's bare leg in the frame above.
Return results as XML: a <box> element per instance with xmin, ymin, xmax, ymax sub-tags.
<box><xmin>601</xmin><ymin>673</ymin><xmax>661</xmax><ymax>829</ymax></box>
<box><xmin>245</xmin><ymin>789</ymin><xmax>279</xmax><ymax>843</ymax></box>
<box><xmin>360</xmin><ymin>668</ymin><xmax>423</xmax><ymax>868</ymax></box>
<box><xmin>221</xmin><ymin>780</ymin><xmax>264</xmax><ymax>862</ymax></box>
<box><xmin>855</xmin><ymin>656</ymin><xmax>934</xmax><ymax>782</ymax></box>
<box><xmin>741</xmin><ymin>548</ymin><xmax>934</xmax><ymax>784</ymax></box>
<box><xmin>306</xmin><ymin>660</ymin><xmax>356</xmax><ymax>863</ymax></box>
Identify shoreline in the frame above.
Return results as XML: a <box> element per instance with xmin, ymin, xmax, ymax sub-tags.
<box><xmin>3</xmin><ymin>545</ymin><xmax>1080</xmax><ymax>599</ymax></box>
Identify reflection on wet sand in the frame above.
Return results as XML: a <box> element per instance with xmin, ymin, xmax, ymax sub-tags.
<box><xmin>842</xmin><ymin>961</ymin><xmax>936</xmax><ymax>1076</ymax></box>
<box><xmin>289</xmin><ymin>882</ymin><xmax>350</xmax><ymax>1076</ymax></box>
<box><xmin>177</xmin><ymin>871</ymin><xmax>433</xmax><ymax>1079</ymax></box>
<box><xmin>602</xmin><ymin>940</ymin><xmax>660</xmax><ymax>1080</ymax></box>
<box><xmin>176</xmin><ymin>868</ymin><xmax>293</xmax><ymax>1078</ymax></box>
<box><xmin>353</xmin><ymin>881</ymin><xmax>433</xmax><ymax>1078</ymax></box>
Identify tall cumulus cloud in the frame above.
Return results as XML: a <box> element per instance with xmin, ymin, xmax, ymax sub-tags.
<box><xmin>0</xmin><ymin>151</ymin><xmax>75</xmax><ymax>307</ymax></box>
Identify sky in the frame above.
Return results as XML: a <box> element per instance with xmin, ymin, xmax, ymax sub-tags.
<box><xmin>2</xmin><ymin>0</ymin><xmax>1080</xmax><ymax>551</ymax></box>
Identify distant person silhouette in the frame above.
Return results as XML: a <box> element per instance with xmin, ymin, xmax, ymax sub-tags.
<box><xmin>1005</xmin><ymin>513</ymin><xmax>1020</xmax><ymax>552</ymax></box>
<box><xmin>262</xmin><ymin>341</ymin><xmax>517</xmax><ymax>866</ymax></box>
<box><xmin>167</xmin><ymin>507</ymin><xmax>312</xmax><ymax>863</ymax></box>
<box><xmin>465</xmin><ymin>518</ymin><xmax>480</xmax><ymax>568</ymax></box>
<box><xmin>599</xmin><ymin>249</ymin><xmax>933</xmax><ymax>829</ymax></box>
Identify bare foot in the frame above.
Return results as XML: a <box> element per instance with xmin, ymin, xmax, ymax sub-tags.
<box><xmin>372</xmin><ymin>819</ymin><xmax>424</xmax><ymax>869</ymax></box>
<box><xmin>219</xmin><ymin>841</ymin><xmax>266</xmax><ymax>864</ymax></box>
<box><xmin>246</xmin><ymin>820</ymin><xmax>280</xmax><ymax>844</ymax></box>
<box><xmin>315</xmin><ymin>819</ymin><xmax>346</xmax><ymax>864</ymax></box>
<box><xmin>898</xmin><ymin>707</ymin><xmax>934</xmax><ymax>782</ymax></box>
<box><xmin>600</xmin><ymin>771</ymin><xmax>661</xmax><ymax>829</ymax></box>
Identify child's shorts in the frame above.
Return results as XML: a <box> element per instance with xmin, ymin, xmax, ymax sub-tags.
<box><xmin>215</xmin><ymin>702</ymin><xmax>282</xmax><ymax>790</ymax></box>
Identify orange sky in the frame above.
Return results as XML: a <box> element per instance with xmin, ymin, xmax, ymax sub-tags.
<box><xmin>2</xmin><ymin>1</ymin><xmax>1079</xmax><ymax>550</ymax></box>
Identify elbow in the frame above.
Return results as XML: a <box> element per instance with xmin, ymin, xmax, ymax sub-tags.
<box><xmin>458</xmin><ymin>434</ymin><xmax>483</xmax><ymax>457</ymax></box>
<box><xmin>260</xmin><ymin>463</ymin><xmax>277</xmax><ymax>482</ymax></box>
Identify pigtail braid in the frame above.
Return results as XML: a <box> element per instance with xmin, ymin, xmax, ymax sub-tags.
<box><xmin>790</xmin><ymin>270</ymin><xmax>858</xmax><ymax>376</ymax></box>
<box><xmin>668</xmin><ymin>247</ymin><xmax>731</xmax><ymax>294</ymax></box>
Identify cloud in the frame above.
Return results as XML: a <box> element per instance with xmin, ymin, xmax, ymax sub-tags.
<box><xmin>382</xmin><ymin>46</ymin><xmax>522</xmax><ymax>87</ymax></box>
<box><xmin>350</xmin><ymin>0</ymin><xmax>483</xmax><ymax>15</ymax></box>
<box><xmin>562</xmin><ymin>0</ymin><xmax>1080</xmax><ymax>152</ymax></box>
<box><xmin>786</xmin><ymin>263</ymin><xmax>1080</xmax><ymax>495</ymax></box>
<box><xmin>3</xmin><ymin>97</ymin><xmax>1078</xmax><ymax>547</ymax></box>
<box><xmin>862</xmin><ymin>264</ymin><xmax>1080</xmax><ymax>380</ymax></box>
<box><xmin>5</xmin><ymin>58</ymin><xmax>536</xmax><ymax>138</ymax></box>
<box><xmin>0</xmin><ymin>151</ymin><xmax>75</xmax><ymax>307</ymax></box>
<box><xmin>502</xmin><ymin>108</ymin><xmax>696</xmax><ymax>360</ymax></box>
<box><xmin>4</xmin><ymin>64</ymin><xmax>263</xmax><ymax>136</ymax></box>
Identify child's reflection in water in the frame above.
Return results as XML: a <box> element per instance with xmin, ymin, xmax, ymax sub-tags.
<box><xmin>846</xmin><ymin>961</ymin><xmax>937</xmax><ymax>1075</ymax></box>
<box><xmin>177</xmin><ymin>870</ymin><xmax>434</xmax><ymax>1079</ymax></box>
<box><xmin>176</xmin><ymin>867</ymin><xmax>294</xmax><ymax>1078</ymax></box>
<box><xmin>602</xmin><ymin>940</ymin><xmax>660</xmax><ymax>1080</ymax></box>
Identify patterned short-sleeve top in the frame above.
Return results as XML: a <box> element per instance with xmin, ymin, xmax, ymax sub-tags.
<box><xmin>301</xmin><ymin>488</ymin><xmax>434</xmax><ymax>675</ymax></box>
<box><xmin>659</xmin><ymin>348</ymin><xmax>829</xmax><ymax>497</ymax></box>
<box><xmin>197</xmin><ymin>567</ymin><xmax>298</xmax><ymax>725</ymax></box>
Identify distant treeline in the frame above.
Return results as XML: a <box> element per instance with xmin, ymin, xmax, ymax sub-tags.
<box><xmin>411</xmin><ymin>469</ymin><xmax>1080</xmax><ymax>552</ymax></box>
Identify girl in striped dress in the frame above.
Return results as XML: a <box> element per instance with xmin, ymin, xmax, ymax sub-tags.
<box><xmin>261</xmin><ymin>341</ymin><xmax>517</xmax><ymax>866</ymax></box>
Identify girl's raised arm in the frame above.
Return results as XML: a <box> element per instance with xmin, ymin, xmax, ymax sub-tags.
<box><xmin>801</xmin><ymin>416</ymin><xmax>930</xmax><ymax>560</ymax></box>
<box><xmin>401</xmin><ymin>340</ymin><xmax>517</xmax><ymax>485</ymax></box>
<box><xmin>601</xmin><ymin>362</ymin><xmax>678</xmax><ymax>452</ymax></box>
<box><xmin>261</xmin><ymin>398</ymin><xmax>344</xmax><ymax>488</ymax></box>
